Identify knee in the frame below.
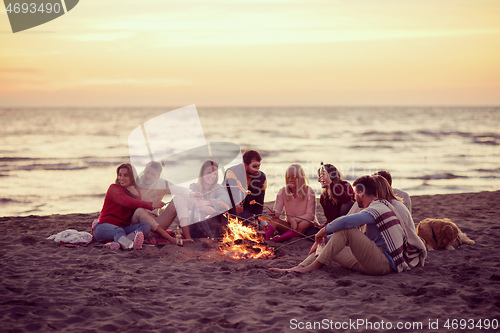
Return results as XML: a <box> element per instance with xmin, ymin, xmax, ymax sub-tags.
<box><xmin>166</xmin><ymin>200</ymin><xmax>176</xmax><ymax>210</ymax></box>
<box><xmin>135</xmin><ymin>208</ymin><xmax>148</xmax><ymax>217</ymax></box>
<box><xmin>297</xmin><ymin>222</ymin><xmax>311</xmax><ymax>233</ymax></box>
<box><xmin>92</xmin><ymin>225</ymin><xmax>105</xmax><ymax>241</ymax></box>
<box><xmin>271</xmin><ymin>216</ymin><xmax>282</xmax><ymax>224</ymax></box>
<box><xmin>93</xmin><ymin>223</ymin><xmax>117</xmax><ymax>241</ymax></box>
<box><xmin>140</xmin><ymin>222</ymin><xmax>152</xmax><ymax>235</ymax></box>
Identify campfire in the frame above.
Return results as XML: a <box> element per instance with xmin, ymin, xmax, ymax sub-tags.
<box><xmin>219</xmin><ymin>214</ymin><xmax>274</xmax><ymax>259</ymax></box>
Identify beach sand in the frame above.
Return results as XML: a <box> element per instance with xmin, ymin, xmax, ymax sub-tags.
<box><xmin>1</xmin><ymin>191</ymin><xmax>499</xmax><ymax>332</ymax></box>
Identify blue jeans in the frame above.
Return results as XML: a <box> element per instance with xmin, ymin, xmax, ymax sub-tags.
<box><xmin>94</xmin><ymin>222</ymin><xmax>151</xmax><ymax>242</ymax></box>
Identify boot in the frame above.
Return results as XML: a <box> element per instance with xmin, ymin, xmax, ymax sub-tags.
<box><xmin>264</xmin><ymin>225</ymin><xmax>275</xmax><ymax>240</ymax></box>
<box><xmin>271</xmin><ymin>230</ymin><xmax>301</xmax><ymax>242</ymax></box>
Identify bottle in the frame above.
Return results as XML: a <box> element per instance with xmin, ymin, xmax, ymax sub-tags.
<box><xmin>175</xmin><ymin>226</ymin><xmax>183</xmax><ymax>246</ymax></box>
<box><xmin>319</xmin><ymin>162</ymin><xmax>326</xmax><ymax>186</ymax></box>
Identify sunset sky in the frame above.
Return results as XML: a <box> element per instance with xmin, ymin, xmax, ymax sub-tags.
<box><xmin>1</xmin><ymin>0</ymin><xmax>499</xmax><ymax>106</ymax></box>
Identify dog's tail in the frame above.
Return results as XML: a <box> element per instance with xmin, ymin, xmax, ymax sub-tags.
<box><xmin>459</xmin><ymin>232</ymin><xmax>475</xmax><ymax>245</ymax></box>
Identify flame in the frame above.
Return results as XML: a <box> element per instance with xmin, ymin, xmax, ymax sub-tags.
<box><xmin>219</xmin><ymin>214</ymin><xmax>274</xmax><ymax>260</ymax></box>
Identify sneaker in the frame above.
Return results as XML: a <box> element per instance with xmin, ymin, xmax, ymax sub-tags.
<box><xmin>133</xmin><ymin>232</ymin><xmax>144</xmax><ymax>250</ymax></box>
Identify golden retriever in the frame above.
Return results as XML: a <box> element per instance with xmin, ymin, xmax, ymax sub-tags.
<box><xmin>416</xmin><ymin>218</ymin><xmax>475</xmax><ymax>250</ymax></box>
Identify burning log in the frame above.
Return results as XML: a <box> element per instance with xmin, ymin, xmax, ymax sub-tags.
<box><xmin>219</xmin><ymin>214</ymin><xmax>274</xmax><ymax>260</ymax></box>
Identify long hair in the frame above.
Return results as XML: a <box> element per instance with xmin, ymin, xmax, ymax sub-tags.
<box><xmin>197</xmin><ymin>160</ymin><xmax>219</xmax><ymax>196</ymax></box>
<box><xmin>115</xmin><ymin>163</ymin><xmax>140</xmax><ymax>194</ymax></box>
<box><xmin>372</xmin><ymin>175</ymin><xmax>402</xmax><ymax>202</ymax></box>
<box><xmin>318</xmin><ymin>163</ymin><xmax>343</xmax><ymax>203</ymax></box>
<box><xmin>319</xmin><ymin>163</ymin><xmax>343</xmax><ymax>184</ymax></box>
<box><xmin>374</xmin><ymin>170</ymin><xmax>392</xmax><ymax>186</ymax></box>
<box><xmin>285</xmin><ymin>164</ymin><xmax>309</xmax><ymax>200</ymax></box>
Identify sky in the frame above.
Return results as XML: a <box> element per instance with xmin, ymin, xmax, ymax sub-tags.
<box><xmin>0</xmin><ymin>0</ymin><xmax>499</xmax><ymax>106</ymax></box>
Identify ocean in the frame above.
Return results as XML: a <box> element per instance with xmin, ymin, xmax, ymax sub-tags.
<box><xmin>1</xmin><ymin>106</ymin><xmax>499</xmax><ymax>217</ymax></box>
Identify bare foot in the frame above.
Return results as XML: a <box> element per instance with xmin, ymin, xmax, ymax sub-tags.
<box><xmin>291</xmin><ymin>266</ymin><xmax>310</xmax><ymax>273</ymax></box>
<box><xmin>269</xmin><ymin>265</ymin><xmax>306</xmax><ymax>273</ymax></box>
<box><xmin>293</xmin><ymin>260</ymin><xmax>323</xmax><ymax>273</ymax></box>
<box><xmin>268</xmin><ymin>267</ymin><xmax>292</xmax><ymax>273</ymax></box>
<box><xmin>183</xmin><ymin>238</ymin><xmax>195</xmax><ymax>244</ymax></box>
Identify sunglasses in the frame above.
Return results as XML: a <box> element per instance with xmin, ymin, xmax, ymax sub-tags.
<box><xmin>286</xmin><ymin>176</ymin><xmax>297</xmax><ymax>182</ymax></box>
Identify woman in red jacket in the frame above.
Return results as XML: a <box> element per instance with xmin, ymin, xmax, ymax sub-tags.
<box><xmin>93</xmin><ymin>163</ymin><xmax>165</xmax><ymax>250</ymax></box>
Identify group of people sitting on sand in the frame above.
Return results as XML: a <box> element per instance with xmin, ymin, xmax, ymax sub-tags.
<box><xmin>269</xmin><ymin>172</ymin><xmax>426</xmax><ymax>275</ymax></box>
<box><xmin>92</xmin><ymin>149</ymin><xmax>426</xmax><ymax>276</ymax></box>
<box><xmin>93</xmin><ymin>150</ymin><xmax>266</xmax><ymax>249</ymax></box>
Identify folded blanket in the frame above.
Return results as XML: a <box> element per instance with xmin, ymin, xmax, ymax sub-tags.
<box><xmin>48</xmin><ymin>229</ymin><xmax>92</xmax><ymax>245</ymax></box>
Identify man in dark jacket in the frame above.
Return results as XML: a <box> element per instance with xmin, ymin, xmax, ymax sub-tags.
<box><xmin>224</xmin><ymin>150</ymin><xmax>267</xmax><ymax>221</ymax></box>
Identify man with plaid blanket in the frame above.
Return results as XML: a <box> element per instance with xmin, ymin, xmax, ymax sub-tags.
<box><xmin>270</xmin><ymin>175</ymin><xmax>424</xmax><ymax>275</ymax></box>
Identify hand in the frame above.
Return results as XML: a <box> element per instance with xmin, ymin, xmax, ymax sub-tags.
<box><xmin>194</xmin><ymin>199</ymin><xmax>210</xmax><ymax>209</ymax></box>
<box><xmin>290</xmin><ymin>218</ymin><xmax>298</xmax><ymax>231</ymax></box>
<box><xmin>321</xmin><ymin>169</ymin><xmax>332</xmax><ymax>185</ymax></box>
<box><xmin>183</xmin><ymin>238</ymin><xmax>195</xmax><ymax>244</ymax></box>
<box><xmin>308</xmin><ymin>241</ymin><xmax>319</xmax><ymax>256</ymax></box>
<box><xmin>202</xmin><ymin>206</ymin><xmax>217</xmax><ymax>215</ymax></box>
<box><xmin>127</xmin><ymin>186</ymin><xmax>140</xmax><ymax>197</ymax></box>
<box><xmin>314</xmin><ymin>228</ymin><xmax>327</xmax><ymax>244</ymax></box>
<box><xmin>235</xmin><ymin>202</ymin><xmax>243</xmax><ymax>214</ymax></box>
<box><xmin>153</xmin><ymin>201</ymin><xmax>166</xmax><ymax>209</ymax></box>
<box><xmin>190</xmin><ymin>191</ymin><xmax>202</xmax><ymax>199</ymax></box>
<box><xmin>268</xmin><ymin>209</ymin><xmax>276</xmax><ymax>217</ymax></box>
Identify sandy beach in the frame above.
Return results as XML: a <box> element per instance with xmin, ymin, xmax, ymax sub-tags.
<box><xmin>1</xmin><ymin>191</ymin><xmax>499</xmax><ymax>332</ymax></box>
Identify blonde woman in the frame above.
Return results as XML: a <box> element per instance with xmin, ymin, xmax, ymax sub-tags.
<box><xmin>267</xmin><ymin>164</ymin><xmax>317</xmax><ymax>242</ymax></box>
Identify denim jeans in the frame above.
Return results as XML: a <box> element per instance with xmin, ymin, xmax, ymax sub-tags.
<box><xmin>93</xmin><ymin>222</ymin><xmax>151</xmax><ymax>242</ymax></box>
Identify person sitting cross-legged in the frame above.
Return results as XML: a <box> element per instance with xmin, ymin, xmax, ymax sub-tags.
<box><xmin>266</xmin><ymin>164</ymin><xmax>317</xmax><ymax>242</ymax></box>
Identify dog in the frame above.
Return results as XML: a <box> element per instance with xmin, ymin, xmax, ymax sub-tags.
<box><xmin>416</xmin><ymin>218</ymin><xmax>475</xmax><ymax>250</ymax></box>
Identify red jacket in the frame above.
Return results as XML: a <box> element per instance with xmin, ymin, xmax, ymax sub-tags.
<box><xmin>98</xmin><ymin>184</ymin><xmax>153</xmax><ymax>227</ymax></box>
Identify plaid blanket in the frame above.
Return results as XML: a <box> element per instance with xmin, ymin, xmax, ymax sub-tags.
<box><xmin>364</xmin><ymin>199</ymin><xmax>424</xmax><ymax>272</ymax></box>
<box><xmin>389</xmin><ymin>200</ymin><xmax>427</xmax><ymax>269</ymax></box>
